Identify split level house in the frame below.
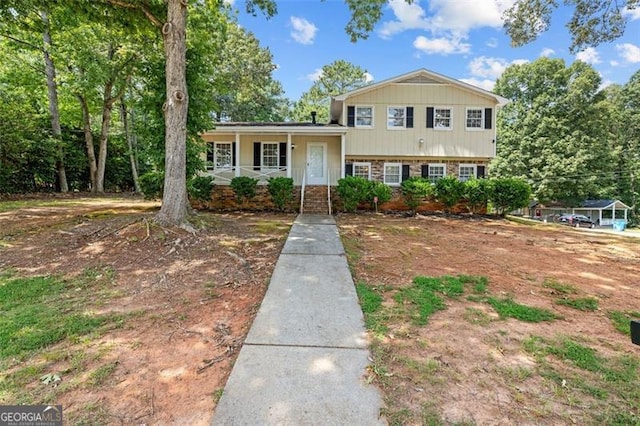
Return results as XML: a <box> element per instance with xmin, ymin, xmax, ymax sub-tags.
<box><xmin>200</xmin><ymin>68</ymin><xmax>509</xmax><ymax>213</ymax></box>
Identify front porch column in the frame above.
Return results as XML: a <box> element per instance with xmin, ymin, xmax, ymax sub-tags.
<box><xmin>235</xmin><ymin>132</ymin><xmax>241</xmax><ymax>177</ymax></box>
<box><xmin>287</xmin><ymin>133</ymin><xmax>292</xmax><ymax>178</ymax></box>
<box><xmin>340</xmin><ymin>134</ymin><xmax>346</xmax><ymax>179</ymax></box>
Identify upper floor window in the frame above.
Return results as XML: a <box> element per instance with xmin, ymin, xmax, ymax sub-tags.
<box><xmin>353</xmin><ymin>162</ymin><xmax>371</xmax><ymax>180</ymax></box>
<box><xmin>466</xmin><ymin>108</ymin><xmax>483</xmax><ymax>130</ymax></box>
<box><xmin>356</xmin><ymin>106</ymin><xmax>373</xmax><ymax>127</ymax></box>
<box><xmin>434</xmin><ymin>108</ymin><xmax>452</xmax><ymax>130</ymax></box>
<box><xmin>459</xmin><ymin>164</ymin><xmax>477</xmax><ymax>181</ymax></box>
<box><xmin>387</xmin><ymin>106</ymin><xmax>406</xmax><ymax>129</ymax></box>
<box><xmin>262</xmin><ymin>142</ymin><xmax>279</xmax><ymax>169</ymax></box>
<box><xmin>383</xmin><ymin>163</ymin><xmax>402</xmax><ymax>186</ymax></box>
<box><xmin>206</xmin><ymin>142</ymin><xmax>232</xmax><ymax>170</ymax></box>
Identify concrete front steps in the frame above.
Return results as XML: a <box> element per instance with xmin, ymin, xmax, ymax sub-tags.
<box><xmin>302</xmin><ymin>185</ymin><xmax>331</xmax><ymax>215</ymax></box>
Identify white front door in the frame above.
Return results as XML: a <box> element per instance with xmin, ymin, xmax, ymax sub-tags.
<box><xmin>306</xmin><ymin>142</ymin><xmax>327</xmax><ymax>185</ymax></box>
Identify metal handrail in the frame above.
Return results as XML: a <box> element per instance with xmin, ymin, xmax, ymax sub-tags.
<box><xmin>327</xmin><ymin>169</ymin><xmax>332</xmax><ymax>215</ymax></box>
<box><xmin>300</xmin><ymin>170</ymin><xmax>306</xmax><ymax>214</ymax></box>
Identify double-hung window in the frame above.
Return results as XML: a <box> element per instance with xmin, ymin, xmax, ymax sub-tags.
<box><xmin>383</xmin><ymin>163</ymin><xmax>402</xmax><ymax>186</ymax></box>
<box><xmin>434</xmin><ymin>108</ymin><xmax>452</xmax><ymax>130</ymax></box>
<box><xmin>387</xmin><ymin>106</ymin><xmax>406</xmax><ymax>129</ymax></box>
<box><xmin>206</xmin><ymin>142</ymin><xmax>232</xmax><ymax>170</ymax></box>
<box><xmin>262</xmin><ymin>142</ymin><xmax>279</xmax><ymax>169</ymax></box>
<box><xmin>353</xmin><ymin>162</ymin><xmax>371</xmax><ymax>180</ymax></box>
<box><xmin>466</xmin><ymin>108</ymin><xmax>483</xmax><ymax>130</ymax></box>
<box><xmin>428</xmin><ymin>164</ymin><xmax>446</xmax><ymax>183</ymax></box>
<box><xmin>355</xmin><ymin>106</ymin><xmax>373</xmax><ymax>127</ymax></box>
<box><xmin>458</xmin><ymin>164</ymin><xmax>476</xmax><ymax>181</ymax></box>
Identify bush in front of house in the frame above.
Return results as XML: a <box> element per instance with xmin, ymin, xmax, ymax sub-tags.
<box><xmin>139</xmin><ymin>171</ymin><xmax>164</xmax><ymax>200</ymax></box>
<box><xmin>434</xmin><ymin>175</ymin><xmax>466</xmax><ymax>213</ymax></box>
<box><xmin>230</xmin><ymin>176</ymin><xmax>258</xmax><ymax>206</ymax></box>
<box><xmin>489</xmin><ymin>177</ymin><xmax>531</xmax><ymax>216</ymax></box>
<box><xmin>188</xmin><ymin>175</ymin><xmax>215</xmax><ymax>202</ymax></box>
<box><xmin>464</xmin><ymin>178</ymin><xmax>491</xmax><ymax>214</ymax></box>
<box><xmin>401</xmin><ymin>176</ymin><xmax>432</xmax><ymax>215</ymax></box>
<box><xmin>367</xmin><ymin>181</ymin><xmax>392</xmax><ymax>209</ymax></box>
<box><xmin>268</xmin><ymin>177</ymin><xmax>294</xmax><ymax>211</ymax></box>
<box><xmin>337</xmin><ymin>176</ymin><xmax>370</xmax><ymax>212</ymax></box>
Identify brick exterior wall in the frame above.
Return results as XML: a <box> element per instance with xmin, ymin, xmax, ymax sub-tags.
<box><xmin>346</xmin><ymin>159</ymin><xmax>489</xmax><ymax>181</ymax></box>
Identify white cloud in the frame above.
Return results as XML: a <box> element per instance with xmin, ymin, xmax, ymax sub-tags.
<box><xmin>486</xmin><ymin>38</ymin><xmax>498</xmax><ymax>48</ymax></box>
<box><xmin>413</xmin><ymin>35</ymin><xmax>471</xmax><ymax>55</ymax></box>
<box><xmin>378</xmin><ymin>0</ymin><xmax>430</xmax><ymax>38</ymax></box>
<box><xmin>307</xmin><ymin>68</ymin><xmax>322</xmax><ymax>82</ymax></box>
<box><xmin>610</xmin><ymin>60</ymin><xmax>620</xmax><ymax>67</ymax></box>
<box><xmin>468</xmin><ymin>56</ymin><xmax>528</xmax><ymax>79</ymax></box>
<box><xmin>616</xmin><ymin>43</ymin><xmax>640</xmax><ymax>63</ymax></box>
<box><xmin>460</xmin><ymin>78</ymin><xmax>496</xmax><ymax>91</ymax></box>
<box><xmin>290</xmin><ymin>17</ymin><xmax>317</xmax><ymax>45</ymax></box>
<box><xmin>576</xmin><ymin>47</ymin><xmax>601</xmax><ymax>64</ymax></box>
<box><xmin>622</xmin><ymin>6</ymin><xmax>640</xmax><ymax>20</ymax></box>
<box><xmin>364</xmin><ymin>72</ymin><xmax>375</xmax><ymax>83</ymax></box>
<box><xmin>540</xmin><ymin>48</ymin><xmax>555</xmax><ymax>57</ymax></box>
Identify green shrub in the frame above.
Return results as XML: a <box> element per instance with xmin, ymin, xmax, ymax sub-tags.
<box><xmin>139</xmin><ymin>171</ymin><xmax>164</xmax><ymax>200</ymax></box>
<box><xmin>400</xmin><ymin>177</ymin><xmax>432</xmax><ymax>214</ymax></box>
<box><xmin>230</xmin><ymin>176</ymin><xmax>258</xmax><ymax>206</ymax></box>
<box><xmin>464</xmin><ymin>178</ymin><xmax>491</xmax><ymax>214</ymax></box>
<box><xmin>268</xmin><ymin>177</ymin><xmax>294</xmax><ymax>211</ymax></box>
<box><xmin>337</xmin><ymin>176</ymin><xmax>370</xmax><ymax>212</ymax></box>
<box><xmin>489</xmin><ymin>177</ymin><xmax>532</xmax><ymax>216</ymax></box>
<box><xmin>187</xmin><ymin>175</ymin><xmax>215</xmax><ymax>202</ymax></box>
<box><xmin>367</xmin><ymin>181</ymin><xmax>392</xmax><ymax>209</ymax></box>
<box><xmin>433</xmin><ymin>175</ymin><xmax>465</xmax><ymax>213</ymax></box>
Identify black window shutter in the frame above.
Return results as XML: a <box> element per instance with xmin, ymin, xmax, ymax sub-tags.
<box><xmin>477</xmin><ymin>165</ymin><xmax>486</xmax><ymax>178</ymax></box>
<box><xmin>232</xmin><ymin>142</ymin><xmax>237</xmax><ymax>167</ymax></box>
<box><xmin>347</xmin><ymin>106</ymin><xmax>355</xmax><ymax>127</ymax></box>
<box><xmin>406</xmin><ymin>107</ymin><xmax>414</xmax><ymax>128</ymax></box>
<box><xmin>279</xmin><ymin>142</ymin><xmax>287</xmax><ymax>168</ymax></box>
<box><xmin>253</xmin><ymin>142</ymin><xmax>261</xmax><ymax>170</ymax></box>
<box><xmin>421</xmin><ymin>164</ymin><xmax>429</xmax><ymax>178</ymax></box>
<box><xmin>484</xmin><ymin>108</ymin><xmax>492</xmax><ymax>129</ymax></box>
<box><xmin>345</xmin><ymin>164</ymin><xmax>353</xmax><ymax>176</ymax></box>
<box><xmin>206</xmin><ymin>142</ymin><xmax>214</xmax><ymax>165</ymax></box>
<box><xmin>426</xmin><ymin>107</ymin><xmax>434</xmax><ymax>128</ymax></box>
<box><xmin>401</xmin><ymin>165</ymin><xmax>410</xmax><ymax>181</ymax></box>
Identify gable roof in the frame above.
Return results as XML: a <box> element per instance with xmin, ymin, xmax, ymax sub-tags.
<box><xmin>580</xmin><ymin>199</ymin><xmax>631</xmax><ymax>210</ymax></box>
<box><xmin>333</xmin><ymin>68</ymin><xmax>510</xmax><ymax>106</ymax></box>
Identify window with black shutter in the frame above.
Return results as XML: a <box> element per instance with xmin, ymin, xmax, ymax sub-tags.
<box><xmin>347</xmin><ymin>106</ymin><xmax>355</xmax><ymax>127</ymax></box>
<box><xmin>426</xmin><ymin>107</ymin><xmax>434</xmax><ymax>128</ymax></box>
<box><xmin>345</xmin><ymin>164</ymin><xmax>353</xmax><ymax>176</ymax></box>
<box><xmin>232</xmin><ymin>142</ymin><xmax>237</xmax><ymax>167</ymax></box>
<box><xmin>279</xmin><ymin>142</ymin><xmax>287</xmax><ymax>168</ymax></box>
<box><xmin>401</xmin><ymin>165</ymin><xmax>410</xmax><ymax>181</ymax></box>
<box><xmin>421</xmin><ymin>164</ymin><xmax>429</xmax><ymax>178</ymax></box>
<box><xmin>477</xmin><ymin>165</ymin><xmax>486</xmax><ymax>178</ymax></box>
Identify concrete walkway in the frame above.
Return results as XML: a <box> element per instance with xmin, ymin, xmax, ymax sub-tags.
<box><xmin>211</xmin><ymin>215</ymin><xmax>385</xmax><ymax>426</ymax></box>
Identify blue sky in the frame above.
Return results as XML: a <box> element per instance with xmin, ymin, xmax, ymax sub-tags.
<box><xmin>230</xmin><ymin>0</ymin><xmax>640</xmax><ymax>101</ymax></box>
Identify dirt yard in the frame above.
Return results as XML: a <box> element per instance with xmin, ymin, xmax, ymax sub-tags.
<box><xmin>337</xmin><ymin>213</ymin><xmax>640</xmax><ymax>425</ymax></box>
<box><xmin>1</xmin><ymin>197</ymin><xmax>639</xmax><ymax>425</ymax></box>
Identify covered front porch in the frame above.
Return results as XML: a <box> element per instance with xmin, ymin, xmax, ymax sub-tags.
<box><xmin>200</xmin><ymin>123</ymin><xmax>348</xmax><ymax>187</ymax></box>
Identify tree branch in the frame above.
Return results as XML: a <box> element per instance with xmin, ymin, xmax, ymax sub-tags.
<box><xmin>0</xmin><ymin>33</ymin><xmax>44</xmax><ymax>53</ymax></box>
<box><xmin>102</xmin><ymin>0</ymin><xmax>163</xmax><ymax>29</ymax></box>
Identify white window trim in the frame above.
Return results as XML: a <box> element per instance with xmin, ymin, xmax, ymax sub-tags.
<box><xmin>353</xmin><ymin>162</ymin><xmax>372</xmax><ymax>180</ymax></box>
<box><xmin>465</xmin><ymin>107</ymin><xmax>484</xmax><ymax>131</ymax></box>
<box><xmin>355</xmin><ymin>105</ymin><xmax>374</xmax><ymax>129</ymax></box>
<box><xmin>207</xmin><ymin>142</ymin><xmax>234</xmax><ymax>171</ymax></box>
<box><xmin>434</xmin><ymin>106</ymin><xmax>453</xmax><ymax>131</ymax></box>
<box><xmin>386</xmin><ymin>106</ymin><xmax>406</xmax><ymax>130</ymax></box>
<box><xmin>458</xmin><ymin>163</ymin><xmax>477</xmax><ymax>181</ymax></box>
<box><xmin>428</xmin><ymin>163</ymin><xmax>447</xmax><ymax>182</ymax></box>
<box><xmin>261</xmin><ymin>141</ymin><xmax>280</xmax><ymax>170</ymax></box>
<box><xmin>383</xmin><ymin>162</ymin><xmax>402</xmax><ymax>186</ymax></box>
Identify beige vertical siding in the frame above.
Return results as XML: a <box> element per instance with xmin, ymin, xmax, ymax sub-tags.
<box><xmin>345</xmin><ymin>83</ymin><xmax>497</xmax><ymax>158</ymax></box>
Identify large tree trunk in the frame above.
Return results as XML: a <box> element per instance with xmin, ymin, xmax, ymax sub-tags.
<box><xmin>120</xmin><ymin>100</ymin><xmax>141</xmax><ymax>193</ymax></box>
<box><xmin>95</xmin><ymin>79</ymin><xmax>116</xmax><ymax>194</ymax></box>
<box><xmin>41</xmin><ymin>11</ymin><xmax>68</xmax><ymax>192</ymax></box>
<box><xmin>156</xmin><ymin>0</ymin><xmax>191</xmax><ymax>226</ymax></box>
<box><xmin>78</xmin><ymin>95</ymin><xmax>98</xmax><ymax>192</ymax></box>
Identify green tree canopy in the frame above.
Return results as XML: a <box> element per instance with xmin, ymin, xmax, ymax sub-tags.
<box><xmin>291</xmin><ymin>59</ymin><xmax>371</xmax><ymax>123</ymax></box>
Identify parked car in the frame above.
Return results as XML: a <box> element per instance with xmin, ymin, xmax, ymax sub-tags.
<box><xmin>557</xmin><ymin>214</ymin><xmax>596</xmax><ymax>228</ymax></box>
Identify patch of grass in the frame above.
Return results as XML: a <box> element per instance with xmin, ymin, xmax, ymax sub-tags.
<box><xmin>547</xmin><ymin>339</ymin><xmax>603</xmax><ymax>372</ymax></box>
<box><xmin>486</xmin><ymin>297</ymin><xmax>559</xmax><ymax>322</ymax></box>
<box><xmin>0</xmin><ymin>199</ymin><xmax>83</xmax><ymax>213</ymax></box>
<box><xmin>395</xmin><ymin>285</ymin><xmax>445</xmax><ymax>326</ymax></box>
<box><xmin>212</xmin><ymin>388</ymin><xmax>224</xmax><ymax>404</ymax></box>
<box><xmin>556</xmin><ymin>297</ymin><xmax>599</xmax><ymax>311</ymax></box>
<box><xmin>543</xmin><ymin>278</ymin><xmax>578</xmax><ymax>295</ymax></box>
<box><xmin>355</xmin><ymin>282</ymin><xmax>388</xmax><ymax>334</ymax></box>
<box><xmin>251</xmin><ymin>220</ymin><xmax>288</xmax><ymax>235</ymax></box>
<box><xmin>0</xmin><ymin>273</ymin><xmax>123</xmax><ymax>361</ymax></box>
<box><xmin>609</xmin><ymin>310</ymin><xmax>640</xmax><ymax>335</ymax></box>
<box><xmin>341</xmin><ymin>235</ymin><xmax>363</xmax><ymax>263</ymax></box>
<box><xmin>87</xmin><ymin>361</ymin><xmax>118</xmax><ymax>387</ymax></box>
